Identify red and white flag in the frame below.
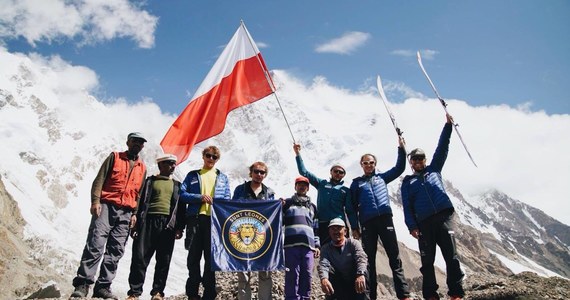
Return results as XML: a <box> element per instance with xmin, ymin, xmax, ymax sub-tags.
<box><xmin>161</xmin><ymin>23</ymin><xmax>274</xmax><ymax>164</ymax></box>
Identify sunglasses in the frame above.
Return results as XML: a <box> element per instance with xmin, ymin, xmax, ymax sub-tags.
<box><xmin>253</xmin><ymin>169</ymin><xmax>267</xmax><ymax>175</ymax></box>
<box><xmin>361</xmin><ymin>161</ymin><xmax>375</xmax><ymax>166</ymax></box>
<box><xmin>332</xmin><ymin>169</ymin><xmax>345</xmax><ymax>175</ymax></box>
<box><xmin>204</xmin><ymin>153</ymin><xmax>219</xmax><ymax>160</ymax></box>
<box><xmin>411</xmin><ymin>156</ymin><xmax>425</xmax><ymax>161</ymax></box>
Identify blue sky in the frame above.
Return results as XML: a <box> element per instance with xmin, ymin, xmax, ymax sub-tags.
<box><xmin>2</xmin><ymin>0</ymin><xmax>569</xmax><ymax>115</ymax></box>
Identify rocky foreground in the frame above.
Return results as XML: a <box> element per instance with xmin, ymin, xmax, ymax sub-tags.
<box><xmin>25</xmin><ymin>271</ymin><xmax>570</xmax><ymax>300</ymax></box>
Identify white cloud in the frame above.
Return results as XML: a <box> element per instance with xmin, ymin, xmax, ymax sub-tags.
<box><xmin>269</xmin><ymin>71</ymin><xmax>570</xmax><ymax>226</ymax></box>
<box><xmin>0</xmin><ymin>0</ymin><xmax>157</xmax><ymax>48</ymax></box>
<box><xmin>392</xmin><ymin>49</ymin><xmax>439</xmax><ymax>60</ymax></box>
<box><xmin>391</xmin><ymin>49</ymin><xmax>415</xmax><ymax>57</ymax></box>
<box><xmin>256</xmin><ymin>41</ymin><xmax>269</xmax><ymax>49</ymax></box>
<box><xmin>315</xmin><ymin>31</ymin><xmax>371</xmax><ymax>55</ymax></box>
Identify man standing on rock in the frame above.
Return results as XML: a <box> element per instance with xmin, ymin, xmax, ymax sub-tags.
<box><xmin>180</xmin><ymin>146</ymin><xmax>231</xmax><ymax>300</ymax></box>
<box><xmin>126</xmin><ymin>154</ymin><xmax>186</xmax><ymax>300</ymax></box>
<box><xmin>401</xmin><ymin>113</ymin><xmax>465</xmax><ymax>300</ymax></box>
<box><xmin>350</xmin><ymin>136</ymin><xmax>412</xmax><ymax>300</ymax></box>
<box><xmin>232</xmin><ymin>161</ymin><xmax>276</xmax><ymax>300</ymax></box>
<box><xmin>71</xmin><ymin>132</ymin><xmax>147</xmax><ymax>299</ymax></box>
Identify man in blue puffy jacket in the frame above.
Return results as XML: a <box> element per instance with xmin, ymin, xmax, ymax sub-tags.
<box><xmin>401</xmin><ymin>113</ymin><xmax>464</xmax><ymax>300</ymax></box>
<box><xmin>180</xmin><ymin>146</ymin><xmax>231</xmax><ymax>300</ymax></box>
<box><xmin>293</xmin><ymin>143</ymin><xmax>359</xmax><ymax>244</ymax></box>
<box><xmin>350</xmin><ymin>136</ymin><xmax>411</xmax><ymax>300</ymax></box>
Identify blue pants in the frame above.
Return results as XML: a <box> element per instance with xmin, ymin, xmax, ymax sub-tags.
<box><xmin>285</xmin><ymin>246</ymin><xmax>314</xmax><ymax>300</ymax></box>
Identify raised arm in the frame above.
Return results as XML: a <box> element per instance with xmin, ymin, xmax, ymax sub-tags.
<box><xmin>381</xmin><ymin>143</ymin><xmax>406</xmax><ymax>184</ymax></box>
<box><xmin>430</xmin><ymin>114</ymin><xmax>453</xmax><ymax>172</ymax></box>
<box><xmin>294</xmin><ymin>143</ymin><xmax>323</xmax><ymax>187</ymax></box>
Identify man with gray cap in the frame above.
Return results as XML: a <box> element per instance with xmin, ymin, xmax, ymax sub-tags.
<box><xmin>318</xmin><ymin>217</ymin><xmax>369</xmax><ymax>300</ymax></box>
<box><xmin>126</xmin><ymin>153</ymin><xmax>186</xmax><ymax>300</ymax></box>
<box><xmin>71</xmin><ymin>132</ymin><xmax>147</xmax><ymax>299</ymax></box>
<box><xmin>401</xmin><ymin>113</ymin><xmax>465</xmax><ymax>300</ymax></box>
<box><xmin>293</xmin><ymin>143</ymin><xmax>358</xmax><ymax>245</ymax></box>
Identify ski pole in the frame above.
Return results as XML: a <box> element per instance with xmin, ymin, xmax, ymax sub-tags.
<box><xmin>376</xmin><ymin>75</ymin><xmax>406</xmax><ymax>153</ymax></box>
<box><xmin>416</xmin><ymin>51</ymin><xmax>478</xmax><ymax>167</ymax></box>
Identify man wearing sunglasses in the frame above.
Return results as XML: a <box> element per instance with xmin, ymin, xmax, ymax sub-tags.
<box><xmin>401</xmin><ymin>114</ymin><xmax>464</xmax><ymax>300</ymax></box>
<box><xmin>293</xmin><ymin>143</ymin><xmax>358</xmax><ymax>245</ymax></box>
<box><xmin>350</xmin><ymin>136</ymin><xmax>411</xmax><ymax>300</ymax></box>
<box><xmin>180</xmin><ymin>146</ymin><xmax>231</xmax><ymax>300</ymax></box>
<box><xmin>231</xmin><ymin>161</ymin><xmax>276</xmax><ymax>300</ymax></box>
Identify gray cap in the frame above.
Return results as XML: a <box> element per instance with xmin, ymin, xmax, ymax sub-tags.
<box><xmin>127</xmin><ymin>132</ymin><xmax>147</xmax><ymax>142</ymax></box>
<box><xmin>328</xmin><ymin>217</ymin><xmax>345</xmax><ymax>227</ymax></box>
<box><xmin>408</xmin><ymin>148</ymin><xmax>426</xmax><ymax>158</ymax></box>
<box><xmin>157</xmin><ymin>154</ymin><xmax>177</xmax><ymax>164</ymax></box>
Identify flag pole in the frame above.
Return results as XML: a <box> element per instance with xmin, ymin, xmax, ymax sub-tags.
<box><xmin>240</xmin><ymin>20</ymin><xmax>296</xmax><ymax>144</ymax></box>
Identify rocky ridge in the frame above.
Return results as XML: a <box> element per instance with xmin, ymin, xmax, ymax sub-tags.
<box><xmin>23</xmin><ymin>270</ymin><xmax>570</xmax><ymax>299</ymax></box>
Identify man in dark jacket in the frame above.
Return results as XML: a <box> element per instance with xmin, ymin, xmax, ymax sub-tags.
<box><xmin>126</xmin><ymin>154</ymin><xmax>186</xmax><ymax>300</ymax></box>
<box><xmin>350</xmin><ymin>136</ymin><xmax>411</xmax><ymax>300</ymax></box>
<box><xmin>71</xmin><ymin>132</ymin><xmax>147</xmax><ymax>299</ymax></box>
<box><xmin>318</xmin><ymin>218</ymin><xmax>369</xmax><ymax>300</ymax></box>
<box><xmin>232</xmin><ymin>161</ymin><xmax>275</xmax><ymax>300</ymax></box>
<box><xmin>401</xmin><ymin>113</ymin><xmax>464</xmax><ymax>300</ymax></box>
<box><xmin>180</xmin><ymin>146</ymin><xmax>231</xmax><ymax>300</ymax></box>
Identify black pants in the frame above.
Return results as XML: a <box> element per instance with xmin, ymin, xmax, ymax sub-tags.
<box><xmin>128</xmin><ymin>215</ymin><xmax>175</xmax><ymax>297</ymax></box>
<box><xmin>326</xmin><ymin>268</ymin><xmax>370</xmax><ymax>300</ymax></box>
<box><xmin>361</xmin><ymin>214</ymin><xmax>410</xmax><ymax>299</ymax></box>
<box><xmin>418</xmin><ymin>209</ymin><xmax>464</xmax><ymax>299</ymax></box>
<box><xmin>185</xmin><ymin>215</ymin><xmax>216</xmax><ymax>300</ymax></box>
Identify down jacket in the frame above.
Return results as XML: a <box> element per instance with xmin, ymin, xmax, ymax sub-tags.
<box><xmin>401</xmin><ymin>123</ymin><xmax>453</xmax><ymax>231</ymax></box>
<box><xmin>179</xmin><ymin>168</ymin><xmax>231</xmax><ymax>216</ymax></box>
<box><xmin>350</xmin><ymin>147</ymin><xmax>406</xmax><ymax>225</ymax></box>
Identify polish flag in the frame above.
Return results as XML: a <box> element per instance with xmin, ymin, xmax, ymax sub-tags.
<box><xmin>160</xmin><ymin>23</ymin><xmax>274</xmax><ymax>164</ymax></box>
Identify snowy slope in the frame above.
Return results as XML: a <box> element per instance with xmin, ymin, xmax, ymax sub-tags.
<box><xmin>1</xmin><ymin>49</ymin><xmax>569</xmax><ymax>298</ymax></box>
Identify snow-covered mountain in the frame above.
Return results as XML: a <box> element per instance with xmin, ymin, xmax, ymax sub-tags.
<box><xmin>1</xmin><ymin>49</ymin><xmax>569</xmax><ymax>299</ymax></box>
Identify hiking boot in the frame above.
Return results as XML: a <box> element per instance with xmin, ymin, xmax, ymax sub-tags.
<box><xmin>92</xmin><ymin>286</ymin><xmax>119</xmax><ymax>299</ymax></box>
<box><xmin>70</xmin><ymin>284</ymin><xmax>90</xmax><ymax>298</ymax></box>
<box><xmin>126</xmin><ymin>295</ymin><xmax>139</xmax><ymax>300</ymax></box>
<box><xmin>150</xmin><ymin>293</ymin><xmax>164</xmax><ymax>300</ymax></box>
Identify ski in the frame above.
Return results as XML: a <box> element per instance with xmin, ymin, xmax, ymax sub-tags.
<box><xmin>376</xmin><ymin>75</ymin><xmax>406</xmax><ymax>153</ymax></box>
<box><xmin>416</xmin><ymin>51</ymin><xmax>478</xmax><ymax>167</ymax></box>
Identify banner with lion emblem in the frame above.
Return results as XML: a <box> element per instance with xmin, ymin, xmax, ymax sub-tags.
<box><xmin>211</xmin><ymin>199</ymin><xmax>284</xmax><ymax>271</ymax></box>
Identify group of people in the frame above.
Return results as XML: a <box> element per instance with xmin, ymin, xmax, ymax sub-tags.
<box><xmin>69</xmin><ymin>113</ymin><xmax>464</xmax><ymax>300</ymax></box>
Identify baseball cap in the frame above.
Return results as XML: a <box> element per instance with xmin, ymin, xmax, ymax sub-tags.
<box><xmin>408</xmin><ymin>148</ymin><xmax>426</xmax><ymax>158</ymax></box>
<box><xmin>127</xmin><ymin>132</ymin><xmax>147</xmax><ymax>142</ymax></box>
<box><xmin>156</xmin><ymin>154</ymin><xmax>177</xmax><ymax>164</ymax></box>
<box><xmin>295</xmin><ymin>176</ymin><xmax>309</xmax><ymax>184</ymax></box>
<box><xmin>328</xmin><ymin>218</ymin><xmax>345</xmax><ymax>227</ymax></box>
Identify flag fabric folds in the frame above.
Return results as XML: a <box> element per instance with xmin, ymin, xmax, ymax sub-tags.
<box><xmin>211</xmin><ymin>199</ymin><xmax>284</xmax><ymax>272</ymax></box>
<box><xmin>160</xmin><ymin>23</ymin><xmax>274</xmax><ymax>164</ymax></box>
